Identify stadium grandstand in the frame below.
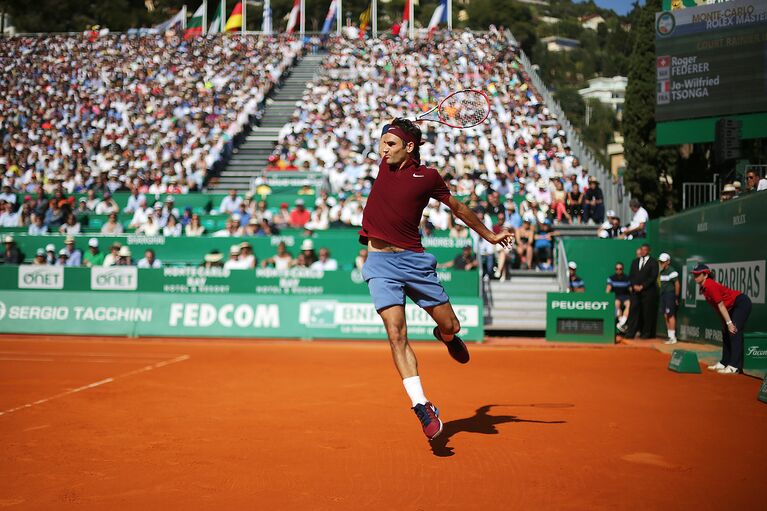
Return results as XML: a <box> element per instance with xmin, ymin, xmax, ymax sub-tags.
<box><xmin>0</xmin><ymin>27</ymin><xmax>628</xmax><ymax>330</ymax></box>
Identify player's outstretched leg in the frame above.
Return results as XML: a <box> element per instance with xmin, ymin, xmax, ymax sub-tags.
<box><xmin>427</xmin><ymin>302</ymin><xmax>470</xmax><ymax>364</ymax></box>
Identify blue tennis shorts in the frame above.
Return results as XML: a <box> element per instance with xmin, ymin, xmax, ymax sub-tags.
<box><xmin>362</xmin><ymin>251</ymin><xmax>449</xmax><ymax>312</ymax></box>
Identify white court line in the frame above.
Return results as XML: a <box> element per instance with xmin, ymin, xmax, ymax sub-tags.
<box><xmin>0</xmin><ymin>354</ymin><xmax>191</xmax><ymax>417</ymax></box>
<box><xmin>0</xmin><ymin>351</ymin><xmax>184</xmax><ymax>359</ymax></box>
<box><xmin>0</xmin><ymin>357</ymin><xmax>55</xmax><ymax>362</ymax></box>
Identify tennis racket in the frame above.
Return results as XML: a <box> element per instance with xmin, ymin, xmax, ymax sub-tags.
<box><xmin>414</xmin><ymin>89</ymin><xmax>490</xmax><ymax>129</ymax></box>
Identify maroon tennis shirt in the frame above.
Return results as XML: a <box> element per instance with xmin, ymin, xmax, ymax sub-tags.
<box><xmin>358</xmin><ymin>157</ymin><xmax>451</xmax><ymax>252</ymax></box>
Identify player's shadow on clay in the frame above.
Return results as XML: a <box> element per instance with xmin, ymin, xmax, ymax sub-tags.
<box><xmin>430</xmin><ymin>404</ymin><xmax>568</xmax><ymax>457</ymax></box>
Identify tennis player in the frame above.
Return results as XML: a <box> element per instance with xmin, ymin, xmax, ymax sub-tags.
<box><xmin>359</xmin><ymin>118</ymin><xmax>514</xmax><ymax>440</ymax></box>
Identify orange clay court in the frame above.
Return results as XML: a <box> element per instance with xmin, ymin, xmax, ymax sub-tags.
<box><xmin>1</xmin><ymin>334</ymin><xmax>766</xmax><ymax>510</ymax></box>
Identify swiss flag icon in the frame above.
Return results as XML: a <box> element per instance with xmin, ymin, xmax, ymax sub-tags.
<box><xmin>657</xmin><ymin>55</ymin><xmax>670</xmax><ymax>68</ymax></box>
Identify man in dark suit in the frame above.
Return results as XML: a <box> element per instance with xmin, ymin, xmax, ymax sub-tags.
<box><xmin>624</xmin><ymin>243</ymin><xmax>659</xmax><ymax>339</ymax></box>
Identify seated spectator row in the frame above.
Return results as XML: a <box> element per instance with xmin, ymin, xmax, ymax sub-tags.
<box><xmin>0</xmin><ymin>34</ymin><xmax>303</xmax><ymax>197</ymax></box>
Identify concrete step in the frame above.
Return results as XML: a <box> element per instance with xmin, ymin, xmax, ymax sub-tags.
<box><xmin>489</xmin><ymin>281</ymin><xmax>560</xmax><ymax>291</ymax></box>
<box><xmin>217</xmin><ymin>171</ymin><xmax>260</xmax><ymax>177</ymax></box>
<box><xmin>492</xmin><ymin>299</ymin><xmax>546</xmax><ymax>313</ymax></box>
<box><xmin>484</xmin><ymin>317</ymin><xmax>546</xmax><ymax>331</ymax></box>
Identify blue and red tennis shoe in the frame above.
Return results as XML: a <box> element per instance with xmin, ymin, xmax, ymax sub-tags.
<box><xmin>413</xmin><ymin>402</ymin><xmax>443</xmax><ymax>440</ymax></box>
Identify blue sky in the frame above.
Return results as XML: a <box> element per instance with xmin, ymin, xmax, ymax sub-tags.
<box><xmin>576</xmin><ymin>0</ymin><xmax>646</xmax><ymax>16</ymax></box>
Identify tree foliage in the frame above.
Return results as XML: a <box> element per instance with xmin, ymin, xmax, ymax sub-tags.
<box><xmin>623</xmin><ymin>0</ymin><xmax>677</xmax><ymax>216</ymax></box>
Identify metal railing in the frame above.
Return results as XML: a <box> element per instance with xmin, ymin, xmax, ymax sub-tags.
<box><xmin>506</xmin><ymin>30</ymin><xmax>632</xmax><ymax>223</ymax></box>
<box><xmin>556</xmin><ymin>238</ymin><xmax>568</xmax><ymax>292</ymax></box>
<box><xmin>682</xmin><ymin>182</ymin><xmax>718</xmax><ymax>210</ymax></box>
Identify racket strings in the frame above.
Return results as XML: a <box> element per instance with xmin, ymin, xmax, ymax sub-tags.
<box><xmin>439</xmin><ymin>91</ymin><xmax>489</xmax><ymax>128</ymax></box>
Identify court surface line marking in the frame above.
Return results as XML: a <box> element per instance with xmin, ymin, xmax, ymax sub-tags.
<box><xmin>0</xmin><ymin>354</ymin><xmax>191</xmax><ymax>417</ymax></box>
<box><xmin>0</xmin><ymin>357</ymin><xmax>56</xmax><ymax>362</ymax></box>
<box><xmin>0</xmin><ymin>351</ymin><xmax>184</xmax><ymax>358</ymax></box>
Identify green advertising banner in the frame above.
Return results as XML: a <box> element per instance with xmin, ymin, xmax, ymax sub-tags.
<box><xmin>651</xmin><ymin>192</ymin><xmax>767</xmax><ymax>343</ymax></box>
<box><xmin>561</xmin><ymin>238</ymin><xmax>645</xmax><ymax>295</ymax></box>
<box><xmin>545</xmin><ymin>292</ymin><xmax>615</xmax><ymax>344</ymax></box>
<box><xmin>655</xmin><ymin>0</ymin><xmax>767</xmax><ymax>122</ymax></box>
<box><xmin>0</xmin><ymin>291</ymin><xmax>483</xmax><ymax>341</ymax></box>
<box><xmin>0</xmin><ymin>265</ymin><xmax>478</xmax><ymax>298</ymax></box>
<box><xmin>6</xmin><ymin>232</ymin><xmax>475</xmax><ymax>268</ymax></box>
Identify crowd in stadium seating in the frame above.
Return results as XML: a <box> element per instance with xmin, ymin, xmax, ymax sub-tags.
<box><xmin>0</xmin><ymin>33</ymin><xmax>302</xmax><ymax>200</ymax></box>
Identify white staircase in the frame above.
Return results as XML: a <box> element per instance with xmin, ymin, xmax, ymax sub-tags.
<box><xmin>484</xmin><ymin>271</ymin><xmax>561</xmax><ymax>332</ymax></box>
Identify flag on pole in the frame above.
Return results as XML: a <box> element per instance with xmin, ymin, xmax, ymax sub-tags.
<box><xmin>154</xmin><ymin>5</ymin><xmax>187</xmax><ymax>32</ymax></box>
<box><xmin>262</xmin><ymin>0</ymin><xmax>273</xmax><ymax>34</ymax></box>
<box><xmin>321</xmin><ymin>0</ymin><xmax>337</xmax><ymax>35</ymax></box>
<box><xmin>393</xmin><ymin>0</ymin><xmax>409</xmax><ymax>37</ymax></box>
<box><xmin>208</xmin><ymin>1</ymin><xmax>225</xmax><ymax>34</ymax></box>
<box><xmin>184</xmin><ymin>2</ymin><xmax>207</xmax><ymax>40</ymax></box>
<box><xmin>286</xmin><ymin>0</ymin><xmax>300</xmax><ymax>34</ymax></box>
<box><xmin>359</xmin><ymin>4</ymin><xmax>371</xmax><ymax>38</ymax></box>
<box><xmin>225</xmin><ymin>1</ymin><xmax>243</xmax><ymax>32</ymax></box>
<box><xmin>427</xmin><ymin>0</ymin><xmax>447</xmax><ymax>33</ymax></box>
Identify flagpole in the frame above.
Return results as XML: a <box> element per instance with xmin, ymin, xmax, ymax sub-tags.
<box><xmin>408</xmin><ymin>0</ymin><xmax>413</xmax><ymax>39</ymax></box>
<box><xmin>242</xmin><ymin>0</ymin><xmax>246</xmax><ymax>33</ymax></box>
<box><xmin>447</xmin><ymin>0</ymin><xmax>452</xmax><ymax>31</ymax></box>
<box><xmin>372</xmin><ymin>0</ymin><xmax>377</xmax><ymax>39</ymax></box>
<box><xmin>337</xmin><ymin>0</ymin><xmax>342</xmax><ymax>36</ymax></box>
<box><xmin>300</xmin><ymin>0</ymin><xmax>305</xmax><ymax>38</ymax></box>
<box><xmin>203</xmin><ymin>0</ymin><xmax>207</xmax><ymax>35</ymax></box>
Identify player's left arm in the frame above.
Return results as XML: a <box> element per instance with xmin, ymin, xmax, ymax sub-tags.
<box><xmin>446</xmin><ymin>196</ymin><xmax>513</xmax><ymax>247</ymax></box>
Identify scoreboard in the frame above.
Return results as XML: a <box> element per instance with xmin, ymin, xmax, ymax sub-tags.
<box><xmin>655</xmin><ymin>0</ymin><xmax>767</xmax><ymax>122</ymax></box>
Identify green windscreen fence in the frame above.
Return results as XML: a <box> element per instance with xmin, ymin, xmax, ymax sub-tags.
<box><xmin>650</xmin><ymin>192</ymin><xmax>767</xmax><ymax>343</ymax></box>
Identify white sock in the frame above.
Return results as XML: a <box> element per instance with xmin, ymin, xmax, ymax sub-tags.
<box><xmin>669</xmin><ymin>329</ymin><xmax>676</xmax><ymax>339</ymax></box>
<box><xmin>402</xmin><ymin>376</ymin><xmax>428</xmax><ymax>407</ymax></box>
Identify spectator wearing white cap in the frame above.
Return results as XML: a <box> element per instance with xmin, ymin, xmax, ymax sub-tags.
<box><xmin>33</xmin><ymin>248</ymin><xmax>47</xmax><ymax>265</ymax></box>
<box><xmin>567</xmin><ymin>261</ymin><xmax>585</xmax><ymax>293</ymax></box>
<box><xmin>55</xmin><ymin>248</ymin><xmax>69</xmax><ymax>266</ymax></box>
<box><xmin>224</xmin><ymin>244</ymin><xmax>249</xmax><ymax>270</ymax></box>
<box><xmin>63</xmin><ymin>235</ymin><xmax>82</xmax><ymax>267</ymax></box>
<box><xmin>103</xmin><ymin>243</ymin><xmax>122</xmax><ymax>267</ymax></box>
<box><xmin>239</xmin><ymin>242</ymin><xmax>256</xmax><ymax>269</ymax></box>
<box><xmin>137</xmin><ymin>248</ymin><xmax>162</xmax><ymax>269</ymax></box>
<box><xmin>45</xmin><ymin>243</ymin><xmax>57</xmax><ymax>265</ymax></box>
<box><xmin>117</xmin><ymin>246</ymin><xmax>133</xmax><ymax>266</ymax></box>
<box><xmin>720</xmin><ymin>183</ymin><xmax>737</xmax><ymax>202</ymax></box>
<box><xmin>299</xmin><ymin>238</ymin><xmax>318</xmax><ymax>266</ymax></box>
<box><xmin>598</xmin><ymin>210</ymin><xmax>621</xmax><ymax>239</ymax></box>
<box><xmin>83</xmin><ymin>238</ymin><xmax>105</xmax><ymax>267</ymax></box>
<box><xmin>658</xmin><ymin>253</ymin><xmax>680</xmax><ymax>344</ymax></box>
<box><xmin>621</xmin><ymin>199</ymin><xmax>649</xmax><ymax>239</ymax></box>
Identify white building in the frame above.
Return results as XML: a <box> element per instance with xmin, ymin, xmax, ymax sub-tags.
<box><xmin>540</xmin><ymin>36</ymin><xmax>580</xmax><ymax>52</ymax></box>
<box><xmin>578</xmin><ymin>76</ymin><xmax>628</xmax><ymax>112</ymax></box>
<box><xmin>580</xmin><ymin>14</ymin><xmax>606</xmax><ymax>31</ymax></box>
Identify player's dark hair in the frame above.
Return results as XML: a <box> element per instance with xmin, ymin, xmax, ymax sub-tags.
<box><xmin>391</xmin><ymin>118</ymin><xmax>422</xmax><ymax>163</ymax></box>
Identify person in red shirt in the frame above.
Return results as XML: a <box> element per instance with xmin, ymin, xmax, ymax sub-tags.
<box><xmin>692</xmin><ymin>263</ymin><xmax>753</xmax><ymax>374</ymax></box>
<box><xmin>359</xmin><ymin>118</ymin><xmax>514</xmax><ymax>441</ymax></box>
<box><xmin>289</xmin><ymin>199</ymin><xmax>311</xmax><ymax>228</ymax></box>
